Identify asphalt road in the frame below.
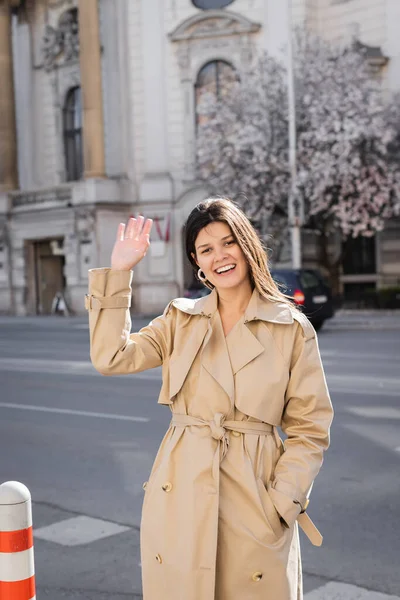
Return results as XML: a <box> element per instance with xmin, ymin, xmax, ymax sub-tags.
<box><xmin>0</xmin><ymin>314</ymin><xmax>399</xmax><ymax>599</ymax></box>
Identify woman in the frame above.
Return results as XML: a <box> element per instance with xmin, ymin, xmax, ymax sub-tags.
<box><xmin>86</xmin><ymin>198</ymin><xmax>333</xmax><ymax>600</ymax></box>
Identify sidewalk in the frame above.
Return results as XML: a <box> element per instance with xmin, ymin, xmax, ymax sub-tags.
<box><xmin>324</xmin><ymin>309</ymin><xmax>400</xmax><ymax>331</ymax></box>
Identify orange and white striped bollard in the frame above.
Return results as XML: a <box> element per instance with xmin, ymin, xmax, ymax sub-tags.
<box><xmin>0</xmin><ymin>481</ymin><xmax>35</xmax><ymax>600</ymax></box>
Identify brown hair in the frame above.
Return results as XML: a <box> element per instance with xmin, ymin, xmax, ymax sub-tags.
<box><xmin>184</xmin><ymin>197</ymin><xmax>297</xmax><ymax>307</ymax></box>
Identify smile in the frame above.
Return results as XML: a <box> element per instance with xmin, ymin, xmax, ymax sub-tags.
<box><xmin>215</xmin><ymin>264</ymin><xmax>236</xmax><ymax>275</ymax></box>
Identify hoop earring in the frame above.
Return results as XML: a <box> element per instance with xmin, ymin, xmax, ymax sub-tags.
<box><xmin>197</xmin><ymin>268</ymin><xmax>207</xmax><ymax>283</ymax></box>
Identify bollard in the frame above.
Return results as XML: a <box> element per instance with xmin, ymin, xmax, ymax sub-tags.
<box><xmin>0</xmin><ymin>481</ymin><xmax>36</xmax><ymax>600</ymax></box>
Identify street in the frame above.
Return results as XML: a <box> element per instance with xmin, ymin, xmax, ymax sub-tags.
<box><xmin>0</xmin><ymin>313</ymin><xmax>399</xmax><ymax>600</ymax></box>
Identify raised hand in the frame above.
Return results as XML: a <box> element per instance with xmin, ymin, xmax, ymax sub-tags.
<box><xmin>111</xmin><ymin>216</ymin><xmax>153</xmax><ymax>271</ymax></box>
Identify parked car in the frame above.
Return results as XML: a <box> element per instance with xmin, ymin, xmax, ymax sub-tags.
<box><xmin>270</xmin><ymin>268</ymin><xmax>334</xmax><ymax>331</ymax></box>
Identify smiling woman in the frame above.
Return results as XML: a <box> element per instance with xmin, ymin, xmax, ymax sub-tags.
<box><xmin>86</xmin><ymin>197</ymin><xmax>333</xmax><ymax>599</ymax></box>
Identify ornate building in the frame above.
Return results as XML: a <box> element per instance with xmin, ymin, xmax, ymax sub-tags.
<box><xmin>0</xmin><ymin>0</ymin><xmax>399</xmax><ymax>314</ymax></box>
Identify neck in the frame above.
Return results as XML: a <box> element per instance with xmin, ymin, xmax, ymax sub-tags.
<box><xmin>216</xmin><ymin>281</ymin><xmax>254</xmax><ymax>316</ymax></box>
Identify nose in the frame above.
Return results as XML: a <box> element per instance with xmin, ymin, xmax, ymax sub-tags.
<box><xmin>214</xmin><ymin>246</ymin><xmax>229</xmax><ymax>263</ymax></box>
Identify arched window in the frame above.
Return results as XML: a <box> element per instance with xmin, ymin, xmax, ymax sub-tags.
<box><xmin>63</xmin><ymin>86</ymin><xmax>83</xmax><ymax>181</ymax></box>
<box><xmin>192</xmin><ymin>0</ymin><xmax>235</xmax><ymax>8</ymax></box>
<box><xmin>195</xmin><ymin>60</ymin><xmax>237</xmax><ymax>127</ymax></box>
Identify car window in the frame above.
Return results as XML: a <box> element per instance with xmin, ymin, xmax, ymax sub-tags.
<box><xmin>299</xmin><ymin>271</ymin><xmax>320</xmax><ymax>289</ymax></box>
<box><xmin>270</xmin><ymin>271</ymin><xmax>296</xmax><ymax>291</ymax></box>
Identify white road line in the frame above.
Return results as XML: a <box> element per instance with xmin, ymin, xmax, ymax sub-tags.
<box><xmin>0</xmin><ymin>402</ymin><xmax>149</xmax><ymax>423</ymax></box>
<box><xmin>327</xmin><ymin>373</ymin><xmax>400</xmax><ymax>387</ymax></box>
<box><xmin>305</xmin><ymin>581</ymin><xmax>400</xmax><ymax>599</ymax></box>
<box><xmin>347</xmin><ymin>406</ymin><xmax>400</xmax><ymax>420</ymax></box>
<box><xmin>328</xmin><ymin>387</ymin><xmax>400</xmax><ymax>398</ymax></box>
<box><xmin>35</xmin><ymin>516</ymin><xmax>131</xmax><ymax>547</ymax></box>
<box><xmin>321</xmin><ymin>350</ymin><xmax>399</xmax><ymax>362</ymax></box>
<box><xmin>0</xmin><ymin>357</ymin><xmax>161</xmax><ymax>380</ymax></box>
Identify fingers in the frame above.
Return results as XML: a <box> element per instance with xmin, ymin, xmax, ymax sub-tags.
<box><xmin>117</xmin><ymin>222</ymin><xmax>125</xmax><ymax>241</ymax></box>
<box><xmin>124</xmin><ymin>216</ymin><xmax>152</xmax><ymax>240</ymax></box>
<box><xmin>142</xmin><ymin>218</ymin><xmax>153</xmax><ymax>238</ymax></box>
<box><xmin>135</xmin><ymin>215</ymin><xmax>145</xmax><ymax>239</ymax></box>
<box><xmin>125</xmin><ymin>217</ymin><xmax>136</xmax><ymax>240</ymax></box>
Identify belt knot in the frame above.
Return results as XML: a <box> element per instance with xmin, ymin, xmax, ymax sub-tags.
<box><xmin>209</xmin><ymin>413</ymin><xmax>226</xmax><ymax>441</ymax></box>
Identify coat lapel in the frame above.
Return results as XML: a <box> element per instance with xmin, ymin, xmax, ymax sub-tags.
<box><xmin>226</xmin><ymin>288</ymin><xmax>294</xmax><ymax>375</ymax></box>
<box><xmin>225</xmin><ymin>323</ymin><xmax>265</xmax><ymax>375</ymax></box>
<box><xmin>168</xmin><ymin>289</ymin><xmax>218</xmax><ymax>401</ymax></box>
<box><xmin>168</xmin><ymin>317</ymin><xmax>210</xmax><ymax>401</ymax></box>
<box><xmin>201</xmin><ymin>312</ymin><xmax>235</xmax><ymax>401</ymax></box>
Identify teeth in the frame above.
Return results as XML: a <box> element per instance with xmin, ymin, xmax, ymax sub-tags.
<box><xmin>216</xmin><ymin>265</ymin><xmax>235</xmax><ymax>274</ymax></box>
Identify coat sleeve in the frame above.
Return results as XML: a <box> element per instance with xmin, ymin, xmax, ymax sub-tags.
<box><xmin>268</xmin><ymin>315</ymin><xmax>334</xmax><ymax>528</ymax></box>
<box><xmin>86</xmin><ymin>268</ymin><xmax>175</xmax><ymax>376</ymax></box>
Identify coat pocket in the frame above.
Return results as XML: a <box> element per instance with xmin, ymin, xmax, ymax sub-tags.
<box><xmin>256</xmin><ymin>478</ymin><xmax>284</xmax><ymax>540</ymax></box>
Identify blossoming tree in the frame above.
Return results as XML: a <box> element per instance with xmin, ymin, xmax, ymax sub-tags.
<box><xmin>195</xmin><ymin>31</ymin><xmax>400</xmax><ymax>289</ymax></box>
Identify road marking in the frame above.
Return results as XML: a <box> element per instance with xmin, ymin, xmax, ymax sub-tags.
<box><xmin>342</xmin><ymin>423</ymin><xmax>400</xmax><ymax>455</ymax></box>
<box><xmin>34</xmin><ymin>516</ymin><xmax>131</xmax><ymax>547</ymax></box>
<box><xmin>327</xmin><ymin>373</ymin><xmax>400</xmax><ymax>387</ymax></box>
<box><xmin>305</xmin><ymin>581</ymin><xmax>400</xmax><ymax>599</ymax></box>
<box><xmin>0</xmin><ymin>357</ymin><xmax>162</xmax><ymax>380</ymax></box>
<box><xmin>0</xmin><ymin>402</ymin><xmax>149</xmax><ymax>423</ymax></box>
<box><xmin>347</xmin><ymin>406</ymin><xmax>400</xmax><ymax>420</ymax></box>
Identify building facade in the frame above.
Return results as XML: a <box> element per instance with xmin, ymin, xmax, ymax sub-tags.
<box><xmin>0</xmin><ymin>0</ymin><xmax>399</xmax><ymax>315</ymax></box>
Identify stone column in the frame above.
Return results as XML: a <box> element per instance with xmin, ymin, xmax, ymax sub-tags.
<box><xmin>140</xmin><ymin>0</ymin><xmax>173</xmax><ymax>202</ymax></box>
<box><xmin>78</xmin><ymin>0</ymin><xmax>105</xmax><ymax>178</ymax></box>
<box><xmin>0</xmin><ymin>1</ymin><xmax>18</xmax><ymax>190</ymax></box>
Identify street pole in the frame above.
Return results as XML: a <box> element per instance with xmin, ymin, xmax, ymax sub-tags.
<box><xmin>286</xmin><ymin>0</ymin><xmax>302</xmax><ymax>269</ymax></box>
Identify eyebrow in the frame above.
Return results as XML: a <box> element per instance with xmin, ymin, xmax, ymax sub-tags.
<box><xmin>196</xmin><ymin>235</ymin><xmax>233</xmax><ymax>250</ymax></box>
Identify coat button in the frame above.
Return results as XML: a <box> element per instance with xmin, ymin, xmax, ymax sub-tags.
<box><xmin>155</xmin><ymin>554</ymin><xmax>162</xmax><ymax>564</ymax></box>
<box><xmin>252</xmin><ymin>572</ymin><xmax>263</xmax><ymax>582</ymax></box>
<box><xmin>231</xmin><ymin>430</ymin><xmax>241</xmax><ymax>437</ymax></box>
<box><xmin>142</xmin><ymin>481</ymin><xmax>148</xmax><ymax>490</ymax></box>
<box><xmin>161</xmin><ymin>482</ymin><xmax>172</xmax><ymax>492</ymax></box>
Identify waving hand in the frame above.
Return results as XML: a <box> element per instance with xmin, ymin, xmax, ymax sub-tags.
<box><xmin>111</xmin><ymin>216</ymin><xmax>153</xmax><ymax>271</ymax></box>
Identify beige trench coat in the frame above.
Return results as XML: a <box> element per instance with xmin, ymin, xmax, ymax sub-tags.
<box><xmin>86</xmin><ymin>268</ymin><xmax>333</xmax><ymax>600</ymax></box>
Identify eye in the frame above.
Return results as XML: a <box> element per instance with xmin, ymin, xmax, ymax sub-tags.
<box><xmin>225</xmin><ymin>240</ymin><xmax>235</xmax><ymax>246</ymax></box>
<box><xmin>201</xmin><ymin>248</ymin><xmax>211</xmax><ymax>254</ymax></box>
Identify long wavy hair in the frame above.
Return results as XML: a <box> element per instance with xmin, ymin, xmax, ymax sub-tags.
<box><xmin>184</xmin><ymin>197</ymin><xmax>296</xmax><ymax>307</ymax></box>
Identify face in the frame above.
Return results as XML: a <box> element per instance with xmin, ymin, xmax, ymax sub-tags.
<box><xmin>192</xmin><ymin>221</ymin><xmax>250</xmax><ymax>291</ymax></box>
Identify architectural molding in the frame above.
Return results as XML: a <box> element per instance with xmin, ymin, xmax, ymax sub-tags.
<box><xmin>51</xmin><ymin>62</ymin><xmax>80</xmax><ymax>106</ymax></box>
<box><xmin>169</xmin><ymin>10</ymin><xmax>261</xmax><ymax>42</ymax></box>
<box><xmin>10</xmin><ymin>186</ymin><xmax>72</xmax><ymax>210</ymax></box>
<box><xmin>42</xmin><ymin>7</ymin><xmax>79</xmax><ymax>71</ymax></box>
<box><xmin>75</xmin><ymin>206</ymin><xmax>95</xmax><ymax>241</ymax></box>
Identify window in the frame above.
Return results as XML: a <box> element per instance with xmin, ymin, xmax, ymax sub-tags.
<box><xmin>195</xmin><ymin>60</ymin><xmax>237</xmax><ymax>127</ymax></box>
<box><xmin>192</xmin><ymin>0</ymin><xmax>235</xmax><ymax>8</ymax></box>
<box><xmin>342</xmin><ymin>235</ymin><xmax>376</xmax><ymax>275</ymax></box>
<box><xmin>63</xmin><ymin>86</ymin><xmax>83</xmax><ymax>181</ymax></box>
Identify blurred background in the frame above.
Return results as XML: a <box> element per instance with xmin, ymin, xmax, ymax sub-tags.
<box><xmin>0</xmin><ymin>0</ymin><xmax>399</xmax><ymax>599</ymax></box>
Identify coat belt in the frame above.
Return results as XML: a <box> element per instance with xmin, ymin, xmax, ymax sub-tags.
<box><xmin>170</xmin><ymin>412</ymin><xmax>323</xmax><ymax>547</ymax></box>
<box><xmin>171</xmin><ymin>412</ymin><xmax>274</xmax><ymax>438</ymax></box>
<box><xmin>171</xmin><ymin>412</ymin><xmax>273</xmax><ymax>481</ymax></box>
